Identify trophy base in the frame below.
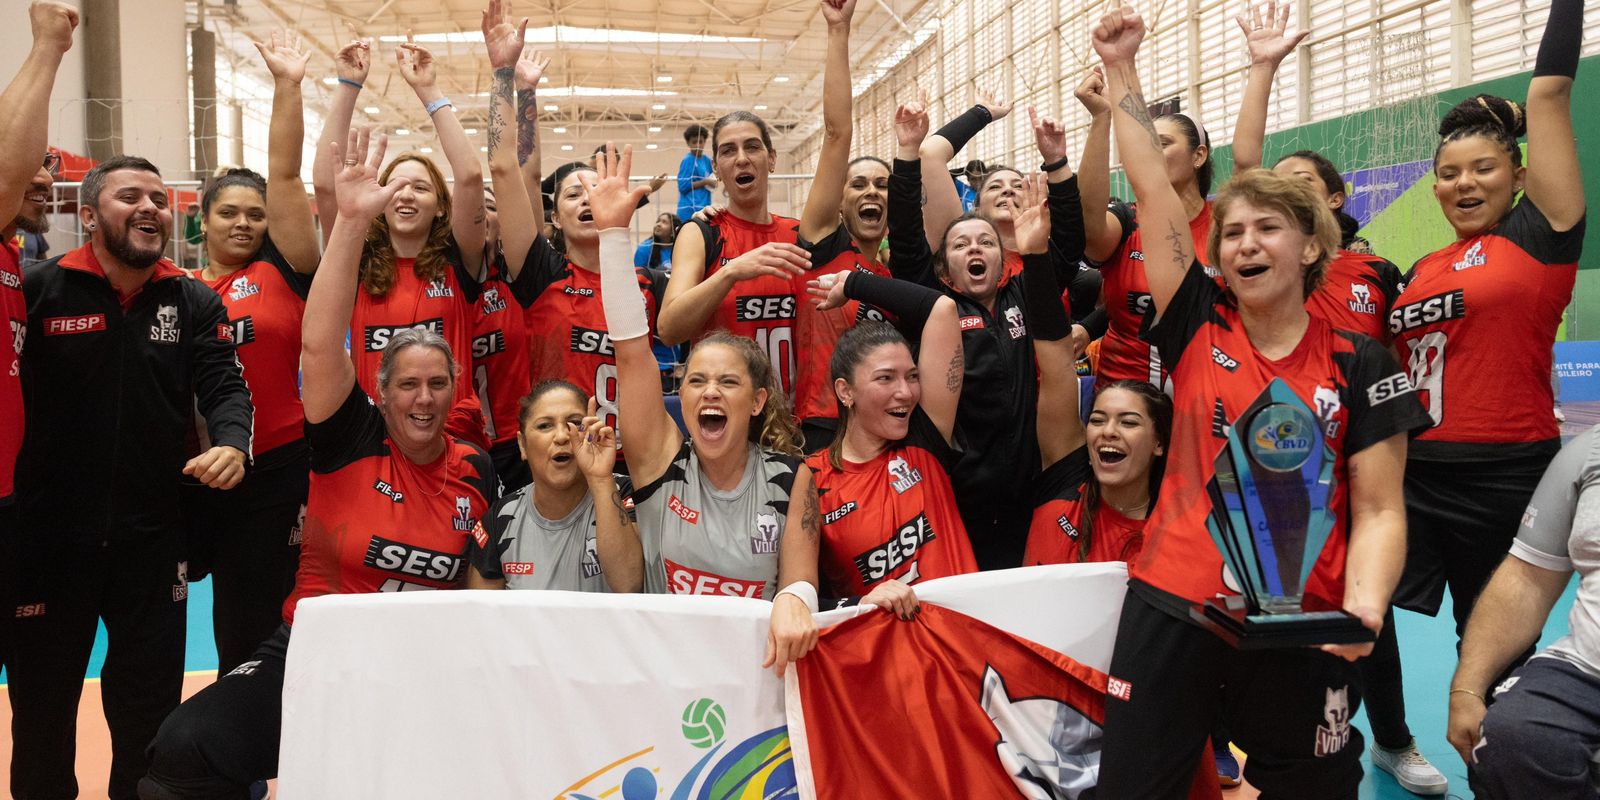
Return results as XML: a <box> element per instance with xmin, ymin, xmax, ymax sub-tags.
<box><xmin>1189</xmin><ymin>596</ymin><xmax>1376</xmax><ymax>650</ymax></box>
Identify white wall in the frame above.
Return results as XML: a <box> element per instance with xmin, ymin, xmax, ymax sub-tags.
<box><xmin>0</xmin><ymin>3</ymin><xmax>89</xmax><ymax>157</ymax></box>
<box><xmin>117</xmin><ymin>0</ymin><xmax>192</xmax><ymax>177</ymax></box>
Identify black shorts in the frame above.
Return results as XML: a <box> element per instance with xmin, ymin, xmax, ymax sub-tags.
<box><xmin>1099</xmin><ymin>587</ymin><xmax>1365</xmax><ymax>800</ymax></box>
<box><xmin>1394</xmin><ymin>449</ymin><xmax>1554</xmax><ymax>621</ymax></box>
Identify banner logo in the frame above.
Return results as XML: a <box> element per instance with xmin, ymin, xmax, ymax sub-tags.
<box><xmin>982</xmin><ymin>666</ymin><xmax>1100</xmax><ymax>799</ymax></box>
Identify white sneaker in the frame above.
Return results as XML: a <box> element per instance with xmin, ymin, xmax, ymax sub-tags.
<box><xmin>1371</xmin><ymin>739</ymin><xmax>1448</xmax><ymax>796</ymax></box>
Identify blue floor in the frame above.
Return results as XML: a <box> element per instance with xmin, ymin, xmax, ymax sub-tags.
<box><xmin>6</xmin><ymin>576</ymin><xmax>1581</xmax><ymax>799</ymax></box>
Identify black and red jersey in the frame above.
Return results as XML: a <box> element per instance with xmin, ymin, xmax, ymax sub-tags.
<box><xmin>805</xmin><ymin>408</ymin><xmax>977</xmax><ymax>596</ymax></box>
<box><xmin>351</xmin><ymin>247</ymin><xmax>486</xmax><ymax>449</ymax></box>
<box><xmin>692</xmin><ymin>213</ymin><xmax>801</xmax><ymax>395</ymax></box>
<box><xmin>1094</xmin><ymin>200</ymin><xmax>1214</xmax><ymax>386</ymax></box>
<box><xmin>509</xmin><ymin>235</ymin><xmax>660</xmax><ymax>434</ymax></box>
<box><xmin>1</xmin><ymin>238</ymin><xmax>21</xmax><ymax>504</ymax></box>
<box><xmin>282</xmin><ymin>385</ymin><xmax>496</xmax><ymax>624</ymax></box>
<box><xmin>1306</xmin><ymin>250</ymin><xmax>1402</xmax><ymax>343</ymax></box>
<box><xmin>1023</xmin><ymin>446</ymin><xmax>1146</xmax><ymax>566</ymax></box>
<box><xmin>794</xmin><ymin>224</ymin><xmax>892</xmax><ymax>426</ymax></box>
<box><xmin>1131</xmin><ymin>264</ymin><xmax>1429</xmax><ymax>615</ymax></box>
<box><xmin>1391</xmin><ymin>200</ymin><xmax>1583</xmax><ymax>458</ymax></box>
<box><xmin>197</xmin><ymin>235</ymin><xmax>310</xmax><ymax>459</ymax></box>
<box><xmin>19</xmin><ymin>244</ymin><xmax>254</xmax><ymax>541</ymax></box>
<box><xmin>470</xmin><ymin>261</ymin><xmax>529</xmax><ymax>447</ymax></box>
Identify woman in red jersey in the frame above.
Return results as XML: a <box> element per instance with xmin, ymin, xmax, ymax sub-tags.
<box><xmin>1389</xmin><ymin>0</ymin><xmax>1585</xmax><ymax>663</ymax></box>
<box><xmin>180</xmin><ymin>32</ymin><xmax>322</xmax><ymax>676</ymax></box>
<box><xmin>1074</xmin><ymin>1</ymin><xmax>1303</xmax><ymax>387</ymax></box>
<box><xmin>1088</xmin><ymin>8</ymin><xmax>1430</xmax><ymax>798</ymax></box>
<box><xmin>141</xmin><ymin>129</ymin><xmax>497</xmax><ymax>800</ymax></box>
<box><xmin>312</xmin><ymin>36</ymin><xmax>490</xmax><ymax>448</ymax></box>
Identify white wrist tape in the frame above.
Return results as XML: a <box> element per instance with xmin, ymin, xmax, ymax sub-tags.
<box><xmin>776</xmin><ymin>580</ymin><xmax>819</xmax><ymax>613</ymax></box>
<box><xmin>599</xmin><ymin>228</ymin><xmax>649</xmax><ymax>341</ymax></box>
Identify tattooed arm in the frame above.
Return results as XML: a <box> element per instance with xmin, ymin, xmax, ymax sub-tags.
<box><xmin>481</xmin><ymin>2</ymin><xmax>533</xmax><ymax>278</ymax></box>
<box><xmin>1092</xmin><ymin>6</ymin><xmax>1193</xmax><ymax>317</ymax></box>
<box><xmin>920</xmin><ymin>295</ymin><xmax>964</xmax><ymax>446</ymax></box>
<box><xmin>515</xmin><ymin>48</ymin><xmax>549</xmax><ymax>232</ymax></box>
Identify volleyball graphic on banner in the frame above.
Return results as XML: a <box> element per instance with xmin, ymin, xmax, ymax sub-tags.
<box><xmin>681</xmin><ymin>698</ymin><xmax>728</xmax><ymax>749</ymax></box>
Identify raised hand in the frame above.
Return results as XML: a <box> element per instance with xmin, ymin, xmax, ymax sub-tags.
<box><xmin>514</xmin><ymin>48</ymin><xmax>550</xmax><ymax>91</ymax></box>
<box><xmin>1092</xmin><ymin>5</ymin><xmax>1147</xmax><ymax>66</ymax></box>
<box><xmin>894</xmin><ymin>88</ymin><xmax>931</xmax><ymax>153</ymax></box>
<box><xmin>805</xmin><ymin>269</ymin><xmax>854</xmax><ymax>311</ymax></box>
<box><xmin>397</xmin><ymin>40</ymin><xmax>437</xmax><ymax>89</ymax></box>
<box><xmin>1074</xmin><ymin>66</ymin><xmax>1110</xmax><ymax>117</ymax></box>
<box><xmin>481</xmin><ymin>0</ymin><xmax>528</xmax><ymax>70</ymax></box>
<box><xmin>1236</xmin><ymin>0</ymin><xmax>1308</xmax><ymax>66</ymax></box>
<box><xmin>588</xmin><ymin>142</ymin><xmax>652</xmax><ymax>229</ymax></box>
<box><xmin>1012</xmin><ymin>172</ymin><xmax>1051</xmax><ymax>255</ymax></box>
<box><xmin>334</xmin><ymin>38</ymin><xmax>372</xmax><ymax>84</ymax></box>
<box><xmin>976</xmin><ymin>88</ymin><xmax>1013</xmax><ymax>121</ymax></box>
<box><xmin>574</xmin><ymin>397</ymin><xmax>618</xmax><ymax>480</ymax></box>
<box><xmin>29</xmin><ymin>0</ymin><xmax>78</xmax><ymax>55</ymax></box>
<box><xmin>254</xmin><ymin>29</ymin><xmax>310</xmax><ymax>83</ymax></box>
<box><xmin>1029</xmin><ymin>106</ymin><xmax>1067</xmax><ymax>164</ymax></box>
<box><xmin>820</xmin><ymin>0</ymin><xmax>857</xmax><ymax>28</ymax></box>
<box><xmin>331</xmin><ymin>128</ymin><xmax>410</xmax><ymax>221</ymax></box>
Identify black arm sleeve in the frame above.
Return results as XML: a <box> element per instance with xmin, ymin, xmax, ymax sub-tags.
<box><xmin>190</xmin><ymin>287</ymin><xmax>255</xmax><ymax>456</ymax></box>
<box><xmin>887</xmin><ymin>158</ymin><xmax>940</xmax><ymax>290</ymax></box>
<box><xmin>1533</xmin><ymin>0</ymin><xmax>1583</xmax><ymax>79</ymax></box>
<box><xmin>1021</xmin><ymin>253</ymin><xmax>1071</xmax><ymax>342</ymax></box>
<box><xmin>932</xmin><ymin>105</ymin><xmax>994</xmax><ymax>155</ymax></box>
<box><xmin>1046</xmin><ymin>175</ymin><xmax>1087</xmax><ymax>288</ymax></box>
<box><xmin>1080</xmin><ymin>305</ymin><xmax>1109</xmax><ymax>340</ymax></box>
<box><xmin>842</xmin><ymin>272</ymin><xmax>943</xmax><ymax>331</ymax></box>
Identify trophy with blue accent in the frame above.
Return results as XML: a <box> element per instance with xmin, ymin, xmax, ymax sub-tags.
<box><xmin>1190</xmin><ymin>378</ymin><xmax>1374</xmax><ymax>648</ymax></box>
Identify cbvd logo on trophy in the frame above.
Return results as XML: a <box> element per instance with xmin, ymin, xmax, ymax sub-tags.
<box><xmin>1190</xmin><ymin>378</ymin><xmax>1375</xmax><ymax>648</ymax></box>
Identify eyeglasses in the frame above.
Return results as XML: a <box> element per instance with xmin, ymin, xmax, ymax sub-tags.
<box><xmin>43</xmin><ymin>152</ymin><xmax>60</xmax><ymax>177</ymax></box>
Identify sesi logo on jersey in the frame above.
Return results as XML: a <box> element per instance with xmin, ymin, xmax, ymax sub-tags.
<box><xmin>1125</xmin><ymin>291</ymin><xmax>1153</xmax><ymax>316</ymax></box>
<box><xmin>149</xmin><ymin>304</ymin><xmax>180</xmax><ymax>344</ymax></box>
<box><xmin>364</xmin><ymin>318</ymin><xmax>444</xmax><ymax>352</ymax></box>
<box><xmin>1004</xmin><ymin>306</ymin><xmax>1026</xmax><ymax>339</ymax></box>
<box><xmin>664</xmin><ymin>558</ymin><xmax>765</xmax><ymax>597</ymax></box>
<box><xmin>1366</xmin><ymin>373</ymin><xmax>1415</xmax><ymax>406</ymax></box>
<box><xmin>852</xmin><ymin>513</ymin><xmax>936</xmax><ymax>584</ymax></box>
<box><xmin>228</xmin><ymin>316</ymin><xmax>257</xmax><ymax>346</ymax></box>
<box><xmin>472</xmin><ymin>330</ymin><xmax>505</xmax><ymax>359</ymax></box>
<box><xmin>569</xmin><ymin>326</ymin><xmax>615</xmax><ymax>356</ymax></box>
<box><xmin>734</xmin><ymin>294</ymin><xmax>796</xmax><ymax>322</ymax></box>
<box><xmin>364</xmin><ymin>535</ymin><xmax>465</xmax><ymax>582</ymax></box>
<box><xmin>1388</xmin><ymin>289</ymin><xmax>1465</xmax><ymax>334</ymax></box>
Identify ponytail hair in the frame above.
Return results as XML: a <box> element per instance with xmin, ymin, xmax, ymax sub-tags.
<box><xmin>825</xmin><ymin>321</ymin><xmax>909</xmax><ymax>470</ymax></box>
<box><xmin>1078</xmin><ymin>380</ymin><xmax>1174</xmax><ymax>561</ymax></box>
<box><xmin>1435</xmin><ymin>94</ymin><xmax>1526</xmax><ymax>168</ymax></box>
<box><xmin>697</xmin><ymin>331</ymin><xmax>802</xmax><ymax>457</ymax></box>
<box><xmin>1157</xmin><ymin>113</ymin><xmax>1214</xmax><ymax>195</ymax></box>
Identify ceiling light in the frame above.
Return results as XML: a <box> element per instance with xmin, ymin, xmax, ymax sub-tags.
<box><xmin>646</xmin><ymin>143</ymin><xmax>658</xmax><ymax>150</ymax></box>
<box><xmin>464</xmin><ymin>128</ymin><xmax>478</xmax><ymax>135</ymax></box>
<box><xmin>380</xmin><ymin>27</ymin><xmax>764</xmax><ymax>46</ymax></box>
<box><xmin>539</xmin><ymin>76</ymin><xmax>549</xmax><ymax>84</ymax></box>
<box><xmin>753</xmin><ymin>104</ymin><xmax>768</xmax><ymax>111</ymax></box>
<box><xmin>651</xmin><ymin>103</ymin><xmax>666</xmax><ymax>110</ymax></box>
<box><xmin>552</xmin><ymin>126</ymin><xmax>567</xmax><ymax>134</ymax></box>
<box><xmin>544</xmin><ymin>104</ymin><xmax>558</xmax><ymax>111</ymax></box>
<box><xmin>395</xmin><ymin>128</ymin><xmax>410</xmax><ymax>136</ymax></box>
<box><xmin>657</xmin><ymin>76</ymin><xmax>672</xmax><ymax>83</ymax></box>
<box><xmin>364</xmin><ymin>106</ymin><xmax>381</xmax><ymax>114</ymax></box>
<box><xmin>648</xmin><ymin>125</ymin><xmax>662</xmax><ymax>133</ymax></box>
<box><xmin>773</xmin><ymin>75</ymin><xmax>790</xmax><ymax>83</ymax></box>
<box><xmin>321</xmin><ymin>77</ymin><xmax>338</xmax><ymax>85</ymax></box>
<box><xmin>420</xmin><ymin>147</ymin><xmax>433</xmax><ymax>154</ymax></box>
<box><xmin>479</xmin><ymin>146</ymin><xmax>488</xmax><ymax>152</ymax></box>
<box><xmin>560</xmin><ymin>144</ymin><xmax>573</xmax><ymax>151</ymax></box>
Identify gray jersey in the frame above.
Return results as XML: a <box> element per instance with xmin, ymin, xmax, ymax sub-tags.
<box><xmin>1511</xmin><ymin>425</ymin><xmax>1600</xmax><ymax>678</ymax></box>
<box><xmin>631</xmin><ymin>440</ymin><xmax>801</xmax><ymax>600</ymax></box>
<box><xmin>468</xmin><ymin>477</ymin><xmax>632</xmax><ymax>592</ymax></box>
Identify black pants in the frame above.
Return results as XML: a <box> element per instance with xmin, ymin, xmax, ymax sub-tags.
<box><xmin>489</xmin><ymin>438</ymin><xmax>532</xmax><ymax>495</ymax></box>
<box><xmin>182</xmin><ymin>460</ymin><xmax>306</xmax><ymax>676</ymax></box>
<box><xmin>1356</xmin><ymin>608</ymin><xmax>1413</xmax><ymax>749</ymax></box>
<box><xmin>963</xmin><ymin>500</ymin><xmax>1032</xmax><ymax>571</ymax></box>
<box><xmin>0</xmin><ymin>502</ymin><xmax>17</xmax><ymax>677</ymax></box>
<box><xmin>1099</xmin><ymin>589</ymin><xmax>1365</xmax><ymax>800</ymax></box>
<box><xmin>1471</xmin><ymin>656</ymin><xmax>1600</xmax><ymax>799</ymax></box>
<box><xmin>140</xmin><ymin>625</ymin><xmax>290</xmax><ymax>800</ymax></box>
<box><xmin>10</xmin><ymin>531</ymin><xmax>189</xmax><ymax>800</ymax></box>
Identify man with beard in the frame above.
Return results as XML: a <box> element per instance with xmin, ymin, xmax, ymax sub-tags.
<box><xmin>11</xmin><ymin>152</ymin><xmax>253</xmax><ymax>799</ymax></box>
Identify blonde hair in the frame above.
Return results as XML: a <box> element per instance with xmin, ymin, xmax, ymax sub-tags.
<box><xmin>1207</xmin><ymin>168</ymin><xmax>1341</xmax><ymax>299</ymax></box>
<box><xmin>695</xmin><ymin>332</ymin><xmax>803</xmax><ymax>457</ymax></box>
<box><xmin>361</xmin><ymin>153</ymin><xmax>455</xmax><ymax>297</ymax></box>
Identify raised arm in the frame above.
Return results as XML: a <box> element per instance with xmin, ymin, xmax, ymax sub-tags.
<box><xmin>515</xmin><ymin>53</ymin><xmax>545</xmax><ymax>218</ymax></box>
<box><xmin>481</xmin><ymin>0</ymin><xmax>540</xmax><ymax>280</ymax></box>
<box><xmin>1095</xmin><ymin>6</ymin><xmax>1193</xmax><ymax>317</ymax></box>
<box><xmin>919</xmin><ymin>92</ymin><xmax>1010</xmax><ymax>250</ymax></box>
<box><xmin>1031</xmin><ymin>106</ymin><xmax>1085</xmax><ymax>267</ymax></box>
<box><xmin>576</xmin><ymin>396</ymin><xmax>645</xmax><ymax>593</ymax></box>
<box><xmin>254</xmin><ymin>31</ymin><xmax>320</xmax><ymax>274</ymax></box>
<box><xmin>302</xmin><ymin>130</ymin><xmax>411</xmax><ymax>423</ymax></box>
<box><xmin>1230</xmin><ymin>0</ymin><xmax>1309</xmax><ymax>173</ymax></box>
<box><xmin>312</xmin><ymin>38</ymin><xmax>370</xmax><ymax>247</ymax></box>
<box><xmin>887</xmin><ymin>96</ymin><xmax>940</xmax><ymax>289</ymax></box>
<box><xmin>0</xmin><ymin>1</ymin><xmax>75</xmax><ymax>226</ymax></box>
<box><xmin>398</xmin><ymin>41</ymin><xmax>487</xmax><ymax>272</ymax></box>
<box><xmin>798</xmin><ymin>0</ymin><xmax>856</xmax><ymax>244</ymax></box>
<box><xmin>593</xmin><ymin>144</ymin><xmax>684</xmax><ymax>488</ymax></box>
<box><xmin>1521</xmin><ymin>0</ymin><xmax>1584</xmax><ymax>231</ymax></box>
<box><xmin>1074</xmin><ymin>68</ymin><xmax>1125</xmax><ymax>263</ymax></box>
<box><xmin>1014</xmin><ymin>173</ymin><xmax>1084</xmax><ymax>466</ymax></box>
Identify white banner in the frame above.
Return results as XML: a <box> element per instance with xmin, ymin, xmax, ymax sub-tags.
<box><xmin>278</xmin><ymin>564</ymin><xmax>1127</xmax><ymax>799</ymax></box>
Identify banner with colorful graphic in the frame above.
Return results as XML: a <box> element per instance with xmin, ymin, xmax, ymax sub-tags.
<box><xmin>277</xmin><ymin>565</ymin><xmax>1133</xmax><ymax>799</ymax></box>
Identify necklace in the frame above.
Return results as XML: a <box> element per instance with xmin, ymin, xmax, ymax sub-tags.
<box><xmin>1106</xmin><ymin>497</ymin><xmax>1149</xmax><ymax>516</ymax></box>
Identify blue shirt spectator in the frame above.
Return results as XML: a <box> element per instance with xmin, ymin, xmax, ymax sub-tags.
<box><xmin>676</xmin><ymin>124</ymin><xmax>716</xmax><ymax>220</ymax></box>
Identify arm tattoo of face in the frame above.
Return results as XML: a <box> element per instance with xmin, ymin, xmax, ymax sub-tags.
<box><xmin>1114</xmin><ymin>77</ymin><xmax>1162</xmax><ymax>153</ymax></box>
<box><xmin>800</xmin><ymin>483</ymin><xmax>821</xmax><ymax>544</ymax></box>
<box><xmin>487</xmin><ymin>67</ymin><xmax>514</xmax><ymax>156</ymax></box>
<box><xmin>516</xmin><ymin>88</ymin><xmax>536</xmax><ymax>167</ymax></box>
<box><xmin>945</xmin><ymin>347</ymin><xmax>964</xmax><ymax>394</ymax></box>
